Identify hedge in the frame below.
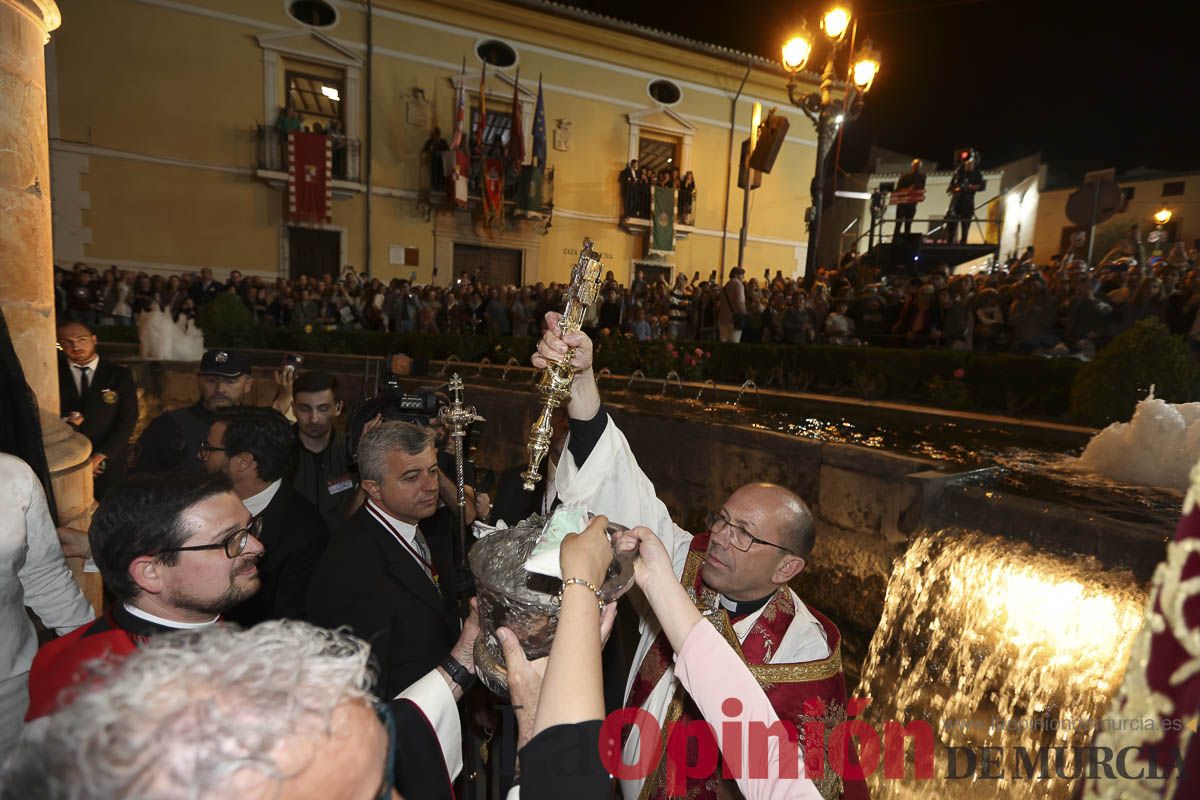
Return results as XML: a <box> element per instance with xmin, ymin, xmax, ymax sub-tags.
<box><xmin>98</xmin><ymin>317</ymin><xmax>1085</xmax><ymax>419</ymax></box>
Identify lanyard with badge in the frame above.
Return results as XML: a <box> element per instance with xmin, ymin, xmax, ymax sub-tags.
<box><xmin>366</xmin><ymin>501</ymin><xmax>439</xmax><ymax>587</ymax></box>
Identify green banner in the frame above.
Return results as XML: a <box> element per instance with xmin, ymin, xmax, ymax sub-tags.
<box><xmin>650</xmin><ymin>185</ymin><xmax>675</xmax><ymax>254</ymax></box>
<box><xmin>516</xmin><ymin>165</ymin><xmax>543</xmax><ymax>212</ymax></box>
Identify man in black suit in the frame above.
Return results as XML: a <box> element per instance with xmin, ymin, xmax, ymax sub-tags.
<box><xmin>308</xmin><ymin>421</ymin><xmax>468</xmax><ymax>700</ymax></box>
<box><xmin>893</xmin><ymin>158</ymin><xmax>926</xmax><ymax>240</ymax></box>
<box><xmin>489</xmin><ymin>407</ymin><xmax>567</xmax><ymax>526</ymax></box>
<box><xmin>200</xmin><ymin>407</ymin><xmax>329</xmax><ymax>626</ymax></box>
<box><xmin>132</xmin><ymin>349</ymin><xmax>253</xmax><ymax>474</ymax></box>
<box><xmin>57</xmin><ymin>321</ymin><xmax>138</xmax><ymax>499</ymax></box>
<box><xmin>619</xmin><ymin>158</ymin><xmax>639</xmax><ymax>217</ymax></box>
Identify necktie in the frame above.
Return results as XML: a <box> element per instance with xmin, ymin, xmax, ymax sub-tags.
<box><xmin>78</xmin><ymin>366</ymin><xmax>90</xmax><ymax>396</ymax></box>
<box><xmin>413</xmin><ymin>528</ymin><xmax>434</xmax><ymax>582</ymax></box>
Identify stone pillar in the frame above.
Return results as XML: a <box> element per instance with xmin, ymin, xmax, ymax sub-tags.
<box><xmin>0</xmin><ymin>0</ymin><xmax>101</xmax><ymax>611</ymax></box>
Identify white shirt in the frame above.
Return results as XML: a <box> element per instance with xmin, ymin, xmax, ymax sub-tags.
<box><xmin>68</xmin><ymin>355</ymin><xmax>100</xmax><ymax>396</ymax></box>
<box><xmin>123</xmin><ymin>603</ymin><xmax>217</xmax><ymax>630</ymax></box>
<box><xmin>0</xmin><ymin>454</ymin><xmax>94</xmax><ymax>682</ymax></box>
<box><xmin>242</xmin><ymin>479</ymin><xmax>283</xmax><ymax>517</ymax></box>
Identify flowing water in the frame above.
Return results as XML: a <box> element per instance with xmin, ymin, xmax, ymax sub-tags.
<box><xmin>857</xmin><ymin>529</ymin><xmax>1148</xmax><ymax>799</ymax></box>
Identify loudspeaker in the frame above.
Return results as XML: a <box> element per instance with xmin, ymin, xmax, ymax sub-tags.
<box><xmin>748</xmin><ymin>113</ymin><xmax>789</xmax><ymax>174</ymax></box>
<box><xmin>737</xmin><ymin>139</ymin><xmax>762</xmax><ymax>190</ymax></box>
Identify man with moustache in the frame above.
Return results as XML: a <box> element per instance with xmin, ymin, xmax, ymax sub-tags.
<box><xmin>132</xmin><ymin>349</ymin><xmax>253</xmax><ymax>474</ymax></box>
<box><xmin>200</xmin><ymin>407</ymin><xmax>328</xmax><ymax>626</ymax></box>
<box><xmin>24</xmin><ymin>472</ymin><xmax>265</xmax><ymax>720</ymax></box>
<box><xmin>533</xmin><ymin>313</ymin><xmax>869</xmax><ymax>800</ymax></box>
<box><xmin>307</xmin><ymin>422</ymin><xmax>466</xmax><ymax>700</ymax></box>
<box><xmin>56</xmin><ymin>321</ymin><xmax>139</xmax><ymax>499</ymax></box>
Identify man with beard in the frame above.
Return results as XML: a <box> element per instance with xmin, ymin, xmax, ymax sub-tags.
<box><xmin>533</xmin><ymin>314</ymin><xmax>869</xmax><ymax>800</ymax></box>
<box><xmin>24</xmin><ymin>472</ymin><xmax>264</xmax><ymax>720</ymax></box>
<box><xmin>200</xmin><ymin>408</ymin><xmax>328</xmax><ymax>626</ymax></box>
<box><xmin>132</xmin><ymin>349</ymin><xmax>254</xmax><ymax>474</ymax></box>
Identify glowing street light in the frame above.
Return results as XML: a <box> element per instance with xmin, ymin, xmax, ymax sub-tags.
<box><xmin>781</xmin><ymin>6</ymin><xmax>883</xmax><ymax>286</ymax></box>
<box><xmin>820</xmin><ymin>6</ymin><xmax>852</xmax><ymax>43</ymax></box>
<box><xmin>1154</xmin><ymin>208</ymin><xmax>1173</xmax><ymax>226</ymax></box>
<box><xmin>851</xmin><ymin>40</ymin><xmax>881</xmax><ymax>93</ymax></box>
<box><xmin>782</xmin><ymin>26</ymin><xmax>814</xmax><ymax>73</ymax></box>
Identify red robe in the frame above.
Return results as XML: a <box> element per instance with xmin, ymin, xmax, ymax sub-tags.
<box><xmin>625</xmin><ymin>533</ymin><xmax>870</xmax><ymax>800</ymax></box>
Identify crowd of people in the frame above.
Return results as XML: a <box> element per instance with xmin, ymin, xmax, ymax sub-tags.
<box><xmin>1</xmin><ymin>291</ymin><xmax>847</xmax><ymax>797</ymax></box>
<box><xmin>619</xmin><ymin>158</ymin><xmax>697</xmax><ymax>225</ymax></box>
<box><xmin>55</xmin><ymin>223</ymin><xmax>1200</xmax><ymax>361</ymax></box>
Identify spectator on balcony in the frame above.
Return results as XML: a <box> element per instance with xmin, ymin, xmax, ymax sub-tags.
<box><xmin>275</xmin><ymin>102</ymin><xmax>302</xmax><ymax>134</ymax></box>
<box><xmin>678</xmin><ymin>171</ymin><xmax>696</xmax><ymax>225</ymax></box>
<box><xmin>420</xmin><ymin>126</ymin><xmax>447</xmax><ymax>192</ymax></box>
<box><xmin>619</xmin><ymin>159</ymin><xmax>639</xmax><ymax>218</ymax></box>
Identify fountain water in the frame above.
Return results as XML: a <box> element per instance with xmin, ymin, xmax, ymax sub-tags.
<box><xmin>474</xmin><ymin>357</ymin><xmax>492</xmax><ymax>378</ymax></box>
<box><xmin>596</xmin><ymin>367</ymin><xmax>613</xmax><ymax>382</ymax></box>
<box><xmin>1076</xmin><ymin>391</ymin><xmax>1200</xmax><ymax>491</ymax></box>
<box><xmin>858</xmin><ymin>528</ymin><xmax>1146</xmax><ymax>799</ymax></box>
<box><xmin>695</xmin><ymin>379</ymin><xmax>717</xmax><ymax>403</ymax></box>
<box><xmin>438</xmin><ymin>354</ymin><xmax>461</xmax><ymax>377</ymax></box>
<box><xmin>137</xmin><ymin>307</ymin><xmax>203</xmax><ymax>362</ymax></box>
<box><xmin>659</xmin><ymin>370</ymin><xmax>683</xmax><ymax>397</ymax></box>
<box><xmin>735</xmin><ymin>379</ymin><xmax>759</xmax><ymax>408</ymax></box>
<box><xmin>627</xmin><ymin>369</ymin><xmax>646</xmax><ymax>391</ymax></box>
<box><xmin>501</xmin><ymin>357</ymin><xmax>521</xmax><ymax>381</ymax></box>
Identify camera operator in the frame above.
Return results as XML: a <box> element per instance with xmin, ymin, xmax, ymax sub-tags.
<box><xmin>893</xmin><ymin>158</ymin><xmax>926</xmax><ymax>240</ymax></box>
<box><xmin>946</xmin><ymin>153</ymin><xmax>983</xmax><ymax>245</ymax></box>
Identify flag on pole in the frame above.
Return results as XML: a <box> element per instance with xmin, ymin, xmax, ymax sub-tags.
<box><xmin>450</xmin><ymin>58</ymin><xmax>466</xmax><ymax>151</ymax></box>
<box><xmin>531</xmin><ymin>74</ymin><xmax>546</xmax><ymax>168</ymax></box>
<box><xmin>475</xmin><ymin>63</ymin><xmax>487</xmax><ymax>156</ymax></box>
<box><xmin>508</xmin><ymin>69</ymin><xmax>524</xmax><ymax>168</ymax></box>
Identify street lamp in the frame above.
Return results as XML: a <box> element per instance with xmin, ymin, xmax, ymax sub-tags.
<box><xmin>782</xmin><ymin>6</ymin><xmax>882</xmax><ymax>286</ymax></box>
<box><xmin>1154</xmin><ymin>208</ymin><xmax>1173</xmax><ymax>226</ymax></box>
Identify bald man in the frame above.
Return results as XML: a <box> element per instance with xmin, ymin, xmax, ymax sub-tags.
<box><xmin>57</xmin><ymin>321</ymin><xmax>138</xmax><ymax>499</ymax></box>
<box><xmin>533</xmin><ymin>314</ymin><xmax>869</xmax><ymax>800</ymax></box>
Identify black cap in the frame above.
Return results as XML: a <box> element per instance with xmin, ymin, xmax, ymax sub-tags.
<box><xmin>199</xmin><ymin>349</ymin><xmax>252</xmax><ymax>377</ymax></box>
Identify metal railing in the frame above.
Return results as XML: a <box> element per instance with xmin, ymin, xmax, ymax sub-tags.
<box><xmin>255</xmin><ymin>125</ymin><xmax>362</xmax><ymax>183</ymax></box>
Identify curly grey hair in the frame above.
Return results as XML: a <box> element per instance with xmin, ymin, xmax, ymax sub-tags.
<box><xmin>356</xmin><ymin>420</ymin><xmax>434</xmax><ymax>484</ymax></box>
<box><xmin>0</xmin><ymin>621</ymin><xmax>375</xmax><ymax>800</ymax></box>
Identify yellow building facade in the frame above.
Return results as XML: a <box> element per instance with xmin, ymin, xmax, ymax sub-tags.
<box><xmin>47</xmin><ymin>0</ymin><xmax>822</xmax><ymax>286</ymax></box>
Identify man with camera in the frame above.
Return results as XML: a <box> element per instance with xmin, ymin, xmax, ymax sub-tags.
<box><xmin>893</xmin><ymin>158</ymin><xmax>926</xmax><ymax>240</ymax></box>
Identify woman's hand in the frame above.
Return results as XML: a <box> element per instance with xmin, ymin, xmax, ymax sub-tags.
<box><xmin>560</xmin><ymin>514</ymin><xmax>613</xmax><ymax>588</ymax></box>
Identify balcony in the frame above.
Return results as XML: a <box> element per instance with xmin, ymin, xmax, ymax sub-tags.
<box><xmin>619</xmin><ymin>184</ymin><xmax>696</xmax><ymax>238</ymax></box>
<box><xmin>253</xmin><ymin>125</ymin><xmax>364</xmax><ymax>197</ymax></box>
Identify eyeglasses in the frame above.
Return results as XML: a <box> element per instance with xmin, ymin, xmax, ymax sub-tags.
<box><xmin>197</xmin><ymin>440</ymin><xmax>227</xmax><ymax>460</ymax></box>
<box><xmin>706</xmin><ymin>510</ymin><xmax>793</xmax><ymax>554</ymax></box>
<box><xmin>158</xmin><ymin>516</ymin><xmax>264</xmax><ymax>559</ymax></box>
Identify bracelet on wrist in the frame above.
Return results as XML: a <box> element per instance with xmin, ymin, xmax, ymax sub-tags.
<box><xmin>559</xmin><ymin>577</ymin><xmax>605</xmax><ymax>612</ymax></box>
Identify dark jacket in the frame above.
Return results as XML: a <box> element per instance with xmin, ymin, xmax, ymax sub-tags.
<box><xmin>58</xmin><ymin>357</ymin><xmax>138</xmax><ymax>496</ymax></box>
<box><xmin>291</xmin><ymin>427</ymin><xmax>355</xmax><ymax>534</ymax></box>
<box><xmin>131</xmin><ymin>402</ymin><xmax>215</xmax><ymax>474</ymax></box>
<box><xmin>307</xmin><ymin>505</ymin><xmax>459</xmax><ymax>699</ymax></box>
<box><xmin>489</xmin><ymin>466</ymin><xmax>557</xmax><ymax>527</ymax></box>
<box><xmin>225</xmin><ymin>484</ymin><xmax>330</xmax><ymax>628</ymax></box>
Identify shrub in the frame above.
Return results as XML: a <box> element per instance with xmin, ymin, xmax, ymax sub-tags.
<box><xmin>1069</xmin><ymin>318</ymin><xmax>1200</xmax><ymax>426</ymax></box>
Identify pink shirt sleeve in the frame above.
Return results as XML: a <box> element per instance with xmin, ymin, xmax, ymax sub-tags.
<box><xmin>673</xmin><ymin>619</ymin><xmax>824</xmax><ymax>800</ymax></box>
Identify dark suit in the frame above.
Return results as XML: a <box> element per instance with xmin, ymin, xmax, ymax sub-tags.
<box><xmin>58</xmin><ymin>356</ymin><xmax>138</xmax><ymax>499</ymax></box>
<box><xmin>224</xmin><ymin>484</ymin><xmax>329</xmax><ymax>628</ymax></box>
<box><xmin>489</xmin><ymin>466</ymin><xmax>557</xmax><ymax>527</ymax></box>
<box><xmin>307</xmin><ymin>505</ymin><xmax>459</xmax><ymax>699</ymax></box>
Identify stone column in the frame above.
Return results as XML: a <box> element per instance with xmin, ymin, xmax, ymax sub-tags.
<box><xmin>0</xmin><ymin>0</ymin><xmax>101</xmax><ymax>611</ymax></box>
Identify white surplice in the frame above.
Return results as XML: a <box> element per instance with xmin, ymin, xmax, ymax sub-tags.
<box><xmin>555</xmin><ymin>414</ymin><xmax>830</xmax><ymax>799</ymax></box>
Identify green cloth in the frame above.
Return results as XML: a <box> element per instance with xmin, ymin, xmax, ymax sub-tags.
<box><xmin>650</xmin><ymin>185</ymin><xmax>675</xmax><ymax>254</ymax></box>
<box><xmin>516</xmin><ymin>164</ymin><xmax>544</xmax><ymax>212</ymax></box>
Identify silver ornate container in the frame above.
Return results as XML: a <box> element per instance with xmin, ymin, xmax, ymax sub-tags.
<box><xmin>469</xmin><ymin>514</ymin><xmax>634</xmax><ymax>695</ymax></box>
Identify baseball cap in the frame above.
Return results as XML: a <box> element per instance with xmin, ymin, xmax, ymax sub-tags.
<box><xmin>199</xmin><ymin>349</ymin><xmax>252</xmax><ymax>377</ymax></box>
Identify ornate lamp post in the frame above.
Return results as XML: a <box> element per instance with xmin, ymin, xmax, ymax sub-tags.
<box><xmin>782</xmin><ymin>6</ymin><xmax>881</xmax><ymax>286</ymax></box>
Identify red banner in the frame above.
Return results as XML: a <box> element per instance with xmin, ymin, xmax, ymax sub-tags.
<box><xmin>288</xmin><ymin>132</ymin><xmax>331</xmax><ymax>224</ymax></box>
<box><xmin>483</xmin><ymin>157</ymin><xmax>504</xmax><ymax>225</ymax></box>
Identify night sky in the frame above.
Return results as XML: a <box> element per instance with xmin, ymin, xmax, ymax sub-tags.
<box><xmin>556</xmin><ymin>0</ymin><xmax>1200</xmax><ymax>180</ymax></box>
